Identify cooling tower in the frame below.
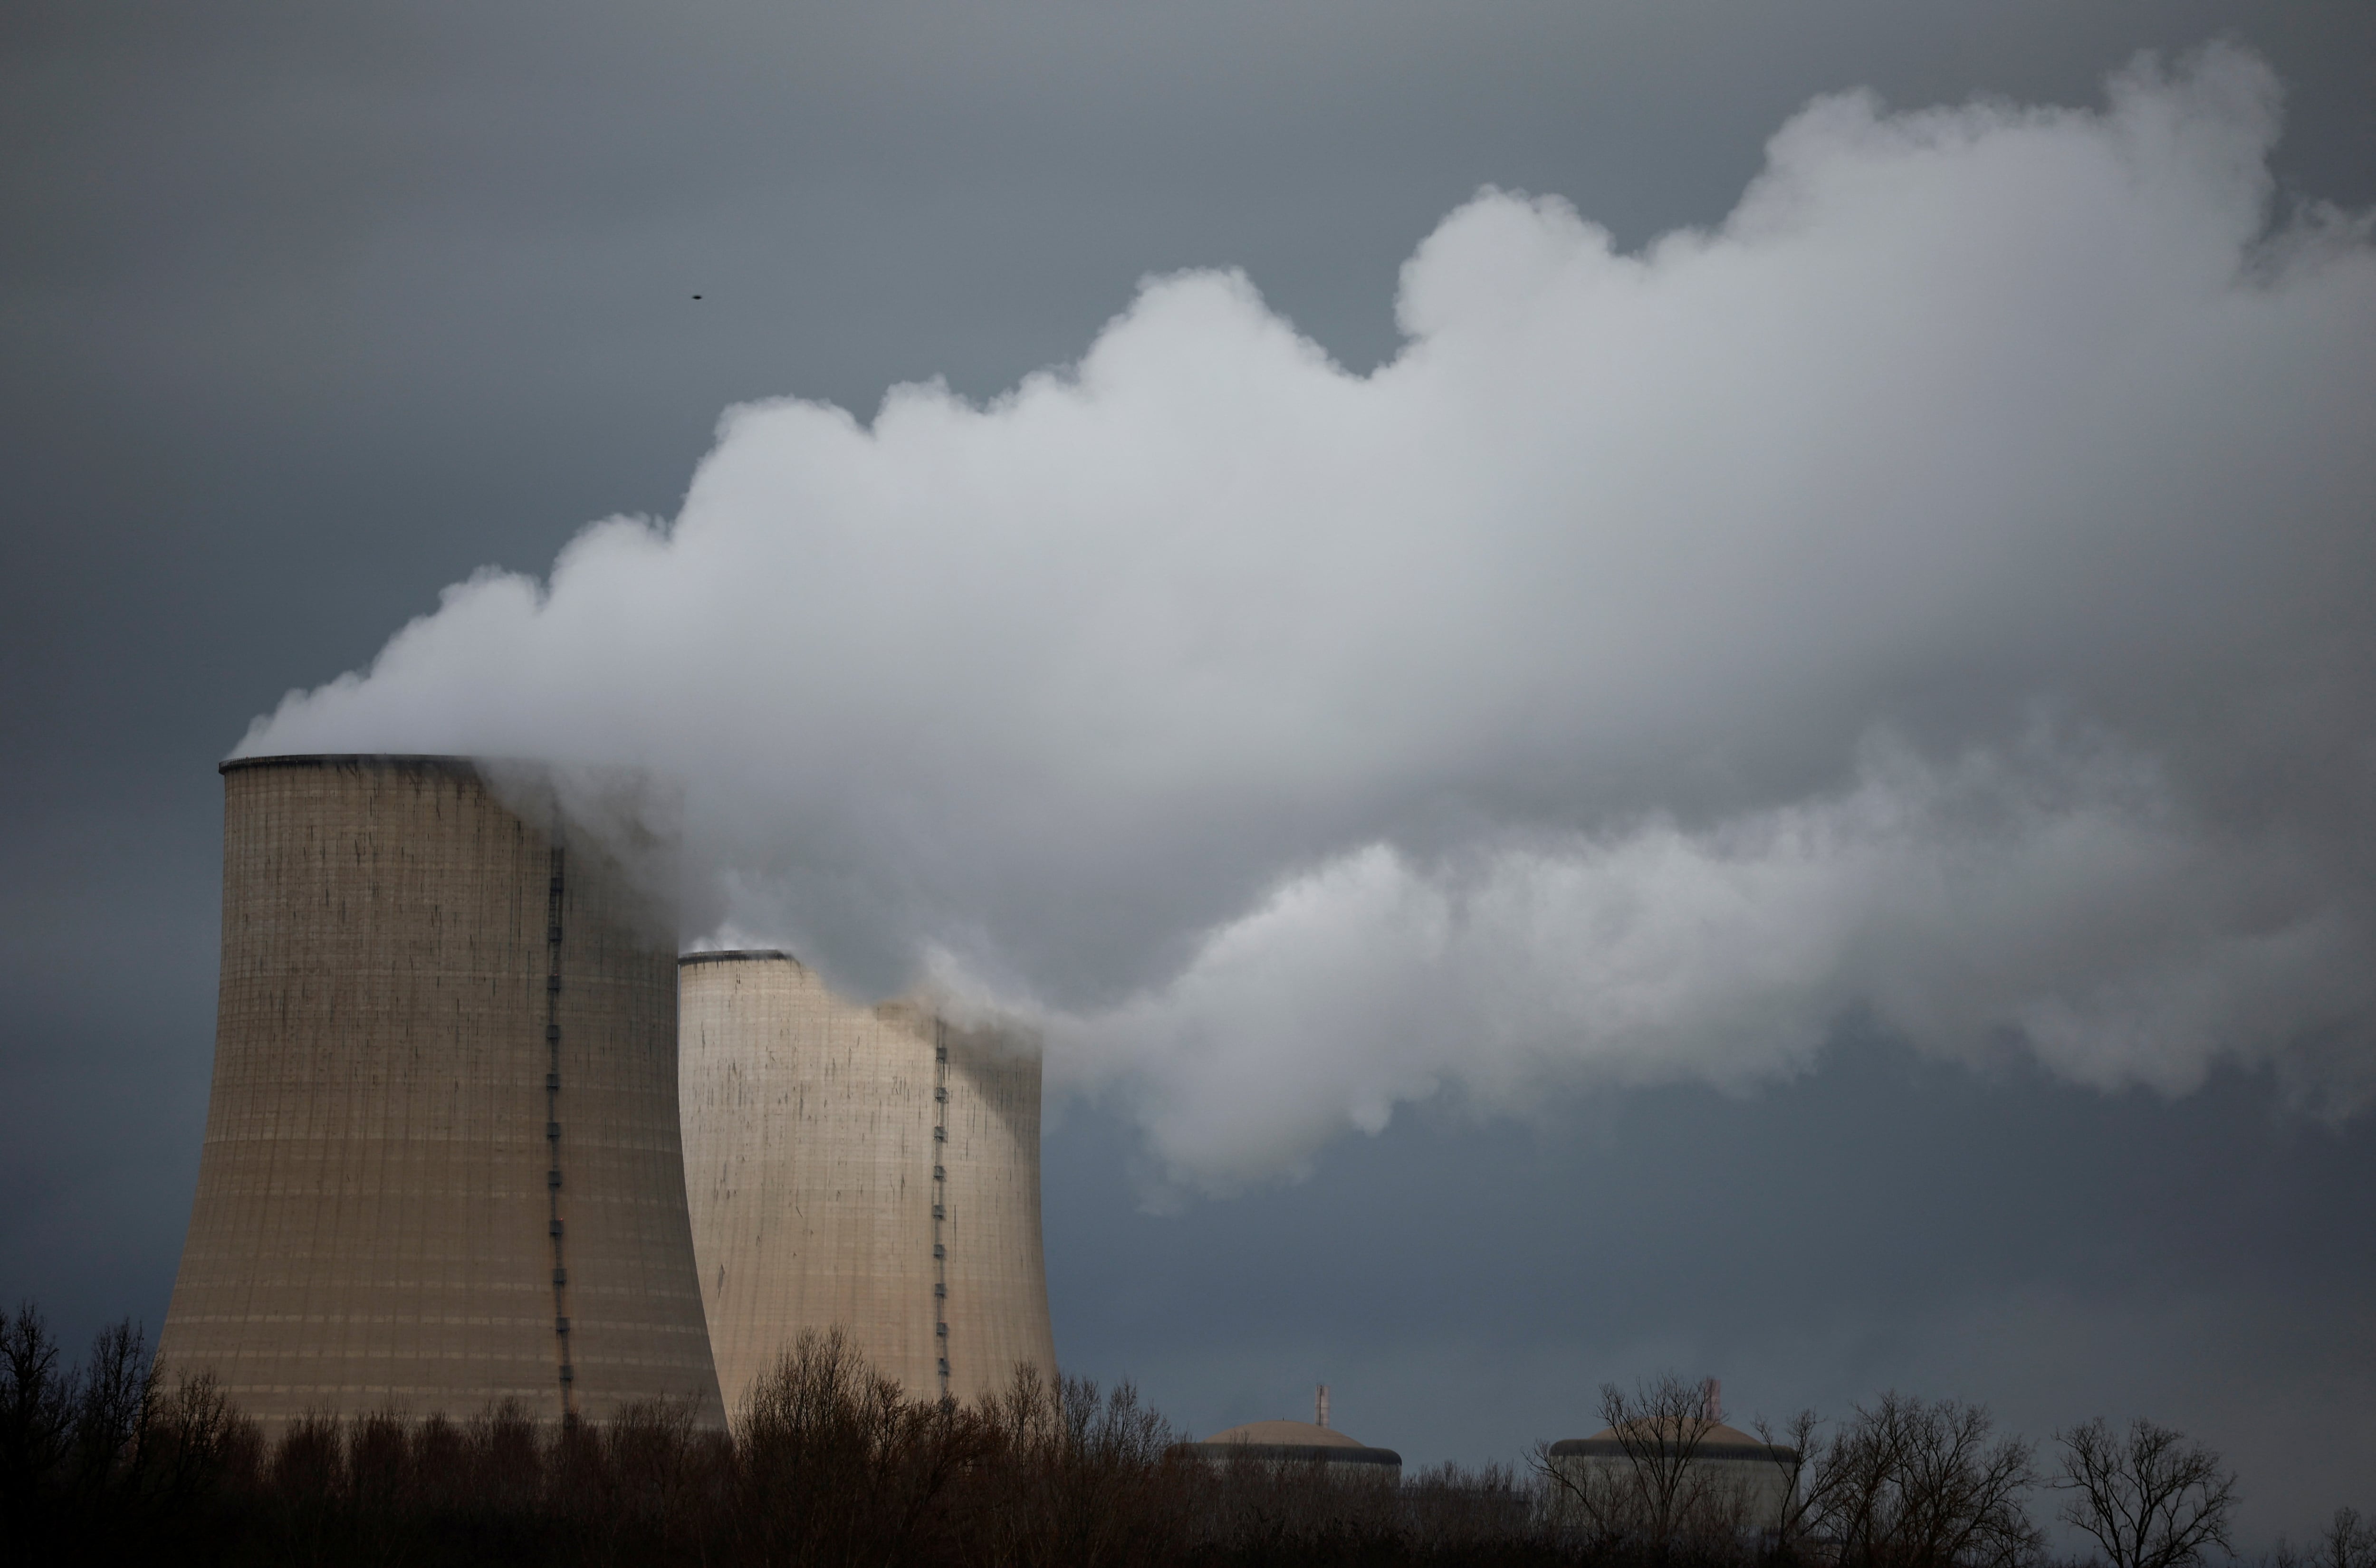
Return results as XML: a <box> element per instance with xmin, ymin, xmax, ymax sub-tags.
<box><xmin>678</xmin><ymin>952</ymin><xmax>1056</xmax><ymax>1411</ymax></box>
<box><xmin>158</xmin><ymin>755</ymin><xmax>726</xmax><ymax>1434</ymax></box>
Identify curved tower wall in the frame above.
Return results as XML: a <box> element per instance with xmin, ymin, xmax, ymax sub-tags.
<box><xmin>159</xmin><ymin>755</ymin><xmax>725</xmax><ymax>1434</ymax></box>
<box><xmin>678</xmin><ymin>953</ymin><xmax>1056</xmax><ymax>1413</ymax></box>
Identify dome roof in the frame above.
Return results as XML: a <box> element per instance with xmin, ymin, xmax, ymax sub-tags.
<box><xmin>1587</xmin><ymin>1420</ymin><xmax>1758</xmax><ymax>1446</ymax></box>
<box><xmin>1551</xmin><ymin>1419</ymin><xmax>1796</xmax><ymax>1462</ymax></box>
<box><xmin>1202</xmin><ymin>1419</ymin><xmax>1367</xmax><ymax>1449</ymax></box>
<box><xmin>1187</xmin><ymin>1418</ymin><xmax>1402</xmax><ymax>1470</ymax></box>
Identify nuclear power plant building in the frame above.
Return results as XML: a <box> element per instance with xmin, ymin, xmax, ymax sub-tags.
<box><xmin>678</xmin><ymin>951</ymin><xmax>1057</xmax><ymax>1411</ymax></box>
<box><xmin>159</xmin><ymin>755</ymin><xmax>726</xmax><ymax>1434</ymax></box>
<box><xmin>1548</xmin><ymin>1417</ymin><xmax>1800</xmax><ymax>1530</ymax></box>
<box><xmin>1188</xmin><ymin>1423</ymin><xmax>1402</xmax><ymax>1483</ymax></box>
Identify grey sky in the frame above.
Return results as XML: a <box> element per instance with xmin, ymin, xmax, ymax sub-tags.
<box><xmin>3</xmin><ymin>0</ymin><xmax>2372</xmax><ymax>1543</ymax></box>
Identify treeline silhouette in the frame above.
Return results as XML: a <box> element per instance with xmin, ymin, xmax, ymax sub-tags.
<box><xmin>5</xmin><ymin>1305</ymin><xmax>2370</xmax><ymax>1568</ymax></box>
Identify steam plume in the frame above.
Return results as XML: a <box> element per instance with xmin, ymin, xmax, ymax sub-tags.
<box><xmin>241</xmin><ymin>47</ymin><xmax>2376</xmax><ymax>1188</ymax></box>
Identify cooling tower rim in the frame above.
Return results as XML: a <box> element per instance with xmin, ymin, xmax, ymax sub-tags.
<box><xmin>679</xmin><ymin>949</ymin><xmax>797</xmax><ymax>966</ymax></box>
<box><xmin>220</xmin><ymin>753</ymin><xmax>488</xmax><ymax>776</ymax></box>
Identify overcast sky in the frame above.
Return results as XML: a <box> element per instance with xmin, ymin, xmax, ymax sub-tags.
<box><xmin>4</xmin><ymin>0</ymin><xmax>2373</xmax><ymax>1541</ymax></box>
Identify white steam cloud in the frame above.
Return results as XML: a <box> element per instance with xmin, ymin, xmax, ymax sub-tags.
<box><xmin>242</xmin><ymin>48</ymin><xmax>2376</xmax><ymax>1189</ymax></box>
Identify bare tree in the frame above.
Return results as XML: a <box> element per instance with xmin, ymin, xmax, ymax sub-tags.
<box><xmin>1803</xmin><ymin>1392</ymin><xmax>2042</xmax><ymax>1568</ymax></box>
<box><xmin>1754</xmin><ymin>1408</ymin><xmax>1821</xmax><ymax>1549</ymax></box>
<box><xmin>2314</xmin><ymin>1508</ymin><xmax>2376</xmax><ymax>1568</ymax></box>
<box><xmin>2</xmin><ymin>1302</ymin><xmax>76</xmax><ymax>1524</ymax></box>
<box><xmin>1533</xmin><ymin>1372</ymin><xmax>1757</xmax><ymax>1553</ymax></box>
<box><xmin>974</xmin><ymin>1364</ymin><xmax>1193</xmax><ymax>1568</ymax></box>
<box><xmin>64</xmin><ymin>1319</ymin><xmax>160</xmax><ymax>1506</ymax></box>
<box><xmin>732</xmin><ymin>1325</ymin><xmax>989</xmax><ymax>1565</ymax></box>
<box><xmin>2055</xmin><ymin>1418</ymin><xmax>2237</xmax><ymax>1568</ymax></box>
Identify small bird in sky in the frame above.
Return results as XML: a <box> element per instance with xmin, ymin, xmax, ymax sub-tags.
<box><xmin>692</xmin><ymin>293</ymin><xmax>703</xmax><ymax>300</ymax></box>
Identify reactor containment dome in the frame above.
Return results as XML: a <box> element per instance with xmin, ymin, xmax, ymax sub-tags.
<box><xmin>1547</xmin><ymin>1418</ymin><xmax>1800</xmax><ymax>1532</ymax></box>
<box><xmin>1187</xmin><ymin>1419</ymin><xmax>1403</xmax><ymax>1482</ymax></box>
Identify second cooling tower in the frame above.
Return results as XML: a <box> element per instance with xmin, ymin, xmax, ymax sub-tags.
<box><xmin>679</xmin><ymin>953</ymin><xmax>1056</xmax><ymax>1410</ymax></box>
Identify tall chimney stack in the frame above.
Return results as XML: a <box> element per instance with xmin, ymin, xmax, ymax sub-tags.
<box><xmin>1701</xmin><ymin>1377</ymin><xmax>1723</xmax><ymax>1423</ymax></box>
<box><xmin>1316</xmin><ymin>1384</ymin><xmax>1331</xmax><ymax>1429</ymax></box>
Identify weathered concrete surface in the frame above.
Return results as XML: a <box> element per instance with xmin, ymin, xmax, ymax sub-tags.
<box><xmin>679</xmin><ymin>953</ymin><xmax>1056</xmax><ymax>1414</ymax></box>
<box><xmin>159</xmin><ymin>755</ymin><xmax>725</xmax><ymax>1435</ymax></box>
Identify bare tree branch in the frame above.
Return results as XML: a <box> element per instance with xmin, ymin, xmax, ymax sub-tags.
<box><xmin>2055</xmin><ymin>1417</ymin><xmax>2238</xmax><ymax>1568</ymax></box>
<box><xmin>1803</xmin><ymin>1392</ymin><xmax>2041</xmax><ymax>1568</ymax></box>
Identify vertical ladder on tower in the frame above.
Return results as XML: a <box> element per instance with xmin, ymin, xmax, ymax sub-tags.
<box><xmin>544</xmin><ymin>840</ymin><xmax>575</xmax><ymax>1425</ymax></box>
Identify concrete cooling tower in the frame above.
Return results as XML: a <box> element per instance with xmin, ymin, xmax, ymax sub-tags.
<box><xmin>159</xmin><ymin>755</ymin><xmax>726</xmax><ymax>1434</ymax></box>
<box><xmin>678</xmin><ymin>952</ymin><xmax>1056</xmax><ymax>1412</ymax></box>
